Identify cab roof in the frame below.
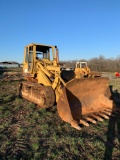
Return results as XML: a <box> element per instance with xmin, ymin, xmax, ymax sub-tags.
<box><xmin>26</xmin><ymin>43</ymin><xmax>57</xmax><ymax>49</ymax></box>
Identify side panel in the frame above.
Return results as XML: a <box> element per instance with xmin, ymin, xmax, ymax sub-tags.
<box><xmin>23</xmin><ymin>45</ymin><xmax>36</xmax><ymax>76</ymax></box>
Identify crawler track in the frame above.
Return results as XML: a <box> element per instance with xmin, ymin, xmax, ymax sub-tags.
<box><xmin>19</xmin><ymin>81</ymin><xmax>55</xmax><ymax>108</ymax></box>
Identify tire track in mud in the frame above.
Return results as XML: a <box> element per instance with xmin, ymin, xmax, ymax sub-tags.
<box><xmin>0</xmin><ymin>82</ymin><xmax>32</xmax><ymax>159</ymax></box>
<box><xmin>7</xmin><ymin>109</ymin><xmax>32</xmax><ymax>159</ymax></box>
<box><xmin>0</xmin><ymin>109</ymin><xmax>31</xmax><ymax>159</ymax></box>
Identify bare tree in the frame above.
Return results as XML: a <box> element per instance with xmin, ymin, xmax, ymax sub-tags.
<box><xmin>60</xmin><ymin>54</ymin><xmax>120</xmax><ymax>72</ymax></box>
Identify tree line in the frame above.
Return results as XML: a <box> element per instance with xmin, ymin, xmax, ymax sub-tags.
<box><xmin>60</xmin><ymin>55</ymin><xmax>120</xmax><ymax>72</ymax></box>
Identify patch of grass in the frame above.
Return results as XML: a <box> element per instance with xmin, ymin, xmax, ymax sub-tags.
<box><xmin>0</xmin><ymin>75</ymin><xmax>120</xmax><ymax>159</ymax></box>
<box><xmin>109</xmin><ymin>79</ymin><xmax>120</xmax><ymax>92</ymax></box>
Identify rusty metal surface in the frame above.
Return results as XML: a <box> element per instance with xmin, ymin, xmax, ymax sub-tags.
<box><xmin>57</xmin><ymin>77</ymin><xmax>116</xmax><ymax>130</ymax></box>
<box><xmin>19</xmin><ymin>81</ymin><xmax>55</xmax><ymax>108</ymax></box>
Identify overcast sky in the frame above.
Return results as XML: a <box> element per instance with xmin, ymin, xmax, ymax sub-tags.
<box><xmin>0</xmin><ymin>0</ymin><xmax>120</xmax><ymax>63</ymax></box>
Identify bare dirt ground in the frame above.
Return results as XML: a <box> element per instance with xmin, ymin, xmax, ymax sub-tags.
<box><xmin>0</xmin><ymin>70</ymin><xmax>120</xmax><ymax>159</ymax></box>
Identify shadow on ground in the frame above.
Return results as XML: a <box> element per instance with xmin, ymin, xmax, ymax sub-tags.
<box><xmin>104</xmin><ymin>85</ymin><xmax>120</xmax><ymax>160</ymax></box>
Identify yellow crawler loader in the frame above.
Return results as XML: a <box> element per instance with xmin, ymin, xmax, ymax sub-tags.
<box><xmin>19</xmin><ymin>43</ymin><xmax>119</xmax><ymax>130</ymax></box>
<box><xmin>75</xmin><ymin>61</ymin><xmax>101</xmax><ymax>78</ymax></box>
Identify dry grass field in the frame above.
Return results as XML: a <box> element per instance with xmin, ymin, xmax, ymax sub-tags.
<box><xmin>0</xmin><ymin>69</ymin><xmax>120</xmax><ymax>160</ymax></box>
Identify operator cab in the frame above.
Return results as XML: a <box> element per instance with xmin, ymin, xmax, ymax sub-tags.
<box><xmin>24</xmin><ymin>43</ymin><xmax>58</xmax><ymax>73</ymax></box>
<box><xmin>76</xmin><ymin>62</ymin><xmax>87</xmax><ymax>68</ymax></box>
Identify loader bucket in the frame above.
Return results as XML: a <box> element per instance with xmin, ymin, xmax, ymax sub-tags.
<box><xmin>57</xmin><ymin>77</ymin><xmax>114</xmax><ymax>130</ymax></box>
